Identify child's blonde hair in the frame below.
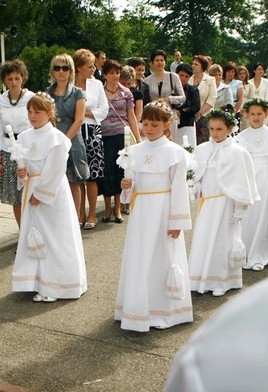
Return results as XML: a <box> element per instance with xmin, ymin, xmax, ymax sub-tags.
<box><xmin>142</xmin><ymin>100</ymin><xmax>173</xmax><ymax>139</ymax></box>
<box><xmin>27</xmin><ymin>92</ymin><xmax>57</xmax><ymax>126</ymax></box>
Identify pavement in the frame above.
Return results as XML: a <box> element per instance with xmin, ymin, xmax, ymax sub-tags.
<box><xmin>0</xmin><ymin>202</ymin><xmax>19</xmax><ymax>252</ymax></box>
<box><xmin>0</xmin><ymin>201</ymin><xmax>268</xmax><ymax>392</ymax></box>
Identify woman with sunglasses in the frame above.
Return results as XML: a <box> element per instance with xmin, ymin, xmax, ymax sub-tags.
<box><xmin>47</xmin><ymin>53</ymin><xmax>89</xmax><ymax>215</ymax></box>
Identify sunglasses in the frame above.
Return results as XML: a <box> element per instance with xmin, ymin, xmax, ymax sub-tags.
<box><xmin>53</xmin><ymin>65</ymin><xmax>70</xmax><ymax>72</ymax></box>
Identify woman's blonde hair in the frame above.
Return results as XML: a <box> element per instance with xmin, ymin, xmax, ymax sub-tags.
<box><xmin>49</xmin><ymin>53</ymin><xmax>75</xmax><ymax>83</ymax></box>
<box><xmin>72</xmin><ymin>48</ymin><xmax>95</xmax><ymax>73</ymax></box>
<box><xmin>237</xmin><ymin>65</ymin><xmax>250</xmax><ymax>84</ymax></box>
<box><xmin>27</xmin><ymin>92</ymin><xmax>57</xmax><ymax>126</ymax></box>
<box><xmin>208</xmin><ymin>63</ymin><xmax>223</xmax><ymax>76</ymax></box>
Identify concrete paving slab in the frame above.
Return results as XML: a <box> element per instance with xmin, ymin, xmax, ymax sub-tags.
<box><xmin>1</xmin><ymin>203</ymin><xmax>268</xmax><ymax>391</ymax></box>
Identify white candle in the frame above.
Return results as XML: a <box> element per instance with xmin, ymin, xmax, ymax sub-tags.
<box><xmin>124</xmin><ymin>125</ymin><xmax>131</xmax><ymax>150</ymax></box>
<box><xmin>183</xmin><ymin>134</ymin><xmax>189</xmax><ymax>147</ymax></box>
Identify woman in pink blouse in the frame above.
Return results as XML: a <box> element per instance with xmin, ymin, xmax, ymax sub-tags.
<box><xmin>98</xmin><ymin>60</ymin><xmax>141</xmax><ymax>223</ymax></box>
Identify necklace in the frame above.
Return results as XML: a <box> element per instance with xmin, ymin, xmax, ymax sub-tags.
<box><xmin>105</xmin><ymin>85</ymin><xmax>119</xmax><ymax>94</ymax></box>
<box><xmin>8</xmin><ymin>89</ymin><xmax>23</xmax><ymax>106</ymax></box>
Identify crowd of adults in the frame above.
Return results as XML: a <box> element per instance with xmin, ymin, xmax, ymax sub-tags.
<box><xmin>0</xmin><ymin>48</ymin><xmax>267</xmax><ymax>227</ymax></box>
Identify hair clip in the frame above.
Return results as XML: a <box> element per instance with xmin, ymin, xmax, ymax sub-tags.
<box><xmin>145</xmin><ymin>100</ymin><xmax>173</xmax><ymax>115</ymax></box>
<box><xmin>36</xmin><ymin>91</ymin><xmax>55</xmax><ymax>104</ymax></box>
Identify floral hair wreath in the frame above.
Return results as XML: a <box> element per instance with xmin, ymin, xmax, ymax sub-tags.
<box><xmin>243</xmin><ymin>97</ymin><xmax>268</xmax><ymax>110</ymax></box>
<box><xmin>144</xmin><ymin>100</ymin><xmax>173</xmax><ymax>116</ymax></box>
<box><xmin>36</xmin><ymin>91</ymin><xmax>55</xmax><ymax>104</ymax></box>
<box><xmin>206</xmin><ymin>108</ymin><xmax>237</xmax><ymax>127</ymax></box>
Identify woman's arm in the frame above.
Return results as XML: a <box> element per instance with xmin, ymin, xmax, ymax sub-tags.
<box><xmin>127</xmin><ymin>107</ymin><xmax>142</xmax><ymax>142</ymax></box>
<box><xmin>196</xmin><ymin>77</ymin><xmax>217</xmax><ymax>117</ymax></box>
<box><xmin>86</xmin><ymin>82</ymin><xmax>109</xmax><ymax>123</ymax></box>
<box><xmin>233</xmin><ymin>87</ymin><xmax>243</xmax><ymax>115</ymax></box>
<box><xmin>65</xmin><ymin>98</ymin><xmax>86</xmax><ymax>140</ymax></box>
<box><xmin>134</xmin><ymin>98</ymin><xmax>143</xmax><ymax>122</ymax></box>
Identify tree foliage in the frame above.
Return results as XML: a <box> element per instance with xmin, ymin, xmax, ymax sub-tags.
<box><xmin>146</xmin><ymin>0</ymin><xmax>254</xmax><ymax>56</ymax></box>
<box><xmin>0</xmin><ymin>0</ymin><xmax>266</xmax><ymax>91</ymax></box>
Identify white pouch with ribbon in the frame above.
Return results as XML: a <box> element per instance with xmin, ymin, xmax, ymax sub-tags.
<box><xmin>27</xmin><ymin>206</ymin><xmax>46</xmax><ymax>259</ymax></box>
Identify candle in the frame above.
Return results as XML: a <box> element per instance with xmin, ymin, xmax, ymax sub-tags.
<box><xmin>124</xmin><ymin>125</ymin><xmax>131</xmax><ymax>150</ymax></box>
<box><xmin>183</xmin><ymin>134</ymin><xmax>189</xmax><ymax>147</ymax></box>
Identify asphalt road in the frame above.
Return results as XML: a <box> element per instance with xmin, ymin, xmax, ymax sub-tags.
<box><xmin>0</xmin><ymin>206</ymin><xmax>267</xmax><ymax>392</ymax></box>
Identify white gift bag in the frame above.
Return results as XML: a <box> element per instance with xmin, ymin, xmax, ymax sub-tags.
<box><xmin>166</xmin><ymin>264</ymin><xmax>186</xmax><ymax>300</ymax></box>
<box><xmin>229</xmin><ymin>223</ymin><xmax>246</xmax><ymax>269</ymax></box>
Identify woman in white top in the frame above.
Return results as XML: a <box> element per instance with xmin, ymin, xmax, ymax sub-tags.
<box><xmin>0</xmin><ymin>60</ymin><xmax>34</xmax><ymax>226</ymax></box>
<box><xmin>144</xmin><ymin>49</ymin><xmax>185</xmax><ymax>142</ymax></box>
<box><xmin>249</xmin><ymin>62</ymin><xmax>268</xmax><ymax>100</ymax></box>
<box><xmin>208</xmin><ymin>64</ymin><xmax>233</xmax><ymax>109</ymax></box>
<box><xmin>237</xmin><ymin>65</ymin><xmax>254</xmax><ymax>130</ymax></box>
<box><xmin>188</xmin><ymin>55</ymin><xmax>217</xmax><ymax>144</ymax></box>
<box><xmin>73</xmin><ymin>49</ymin><xmax>109</xmax><ymax>229</ymax></box>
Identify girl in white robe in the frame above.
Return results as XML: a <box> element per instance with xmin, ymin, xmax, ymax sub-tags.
<box><xmin>236</xmin><ymin>98</ymin><xmax>268</xmax><ymax>271</ymax></box>
<box><xmin>12</xmin><ymin>92</ymin><xmax>87</xmax><ymax>302</ymax></box>
<box><xmin>114</xmin><ymin>100</ymin><xmax>193</xmax><ymax>332</ymax></box>
<box><xmin>189</xmin><ymin>109</ymin><xmax>259</xmax><ymax>296</ymax></box>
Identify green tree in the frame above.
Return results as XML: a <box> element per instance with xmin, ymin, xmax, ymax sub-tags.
<box><xmin>146</xmin><ymin>0</ymin><xmax>254</xmax><ymax>58</ymax></box>
<box><xmin>247</xmin><ymin>0</ymin><xmax>268</xmax><ymax>71</ymax></box>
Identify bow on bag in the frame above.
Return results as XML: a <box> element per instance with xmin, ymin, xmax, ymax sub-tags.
<box><xmin>165</xmin><ymin>238</ymin><xmax>186</xmax><ymax>300</ymax></box>
<box><xmin>27</xmin><ymin>206</ymin><xmax>46</xmax><ymax>259</ymax></box>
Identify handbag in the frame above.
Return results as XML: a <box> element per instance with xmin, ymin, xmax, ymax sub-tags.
<box><xmin>109</xmin><ymin>101</ymin><xmax>137</xmax><ymax>145</ymax></box>
<box><xmin>27</xmin><ymin>206</ymin><xmax>46</xmax><ymax>259</ymax></box>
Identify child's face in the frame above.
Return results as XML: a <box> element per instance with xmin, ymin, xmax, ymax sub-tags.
<box><xmin>177</xmin><ymin>71</ymin><xmax>190</xmax><ymax>87</ymax></box>
<box><xmin>28</xmin><ymin>107</ymin><xmax>51</xmax><ymax>129</ymax></box>
<box><xmin>142</xmin><ymin>119</ymin><xmax>170</xmax><ymax>141</ymax></box>
<box><xmin>134</xmin><ymin>65</ymin><xmax>145</xmax><ymax>80</ymax></box>
<box><xmin>209</xmin><ymin>118</ymin><xmax>231</xmax><ymax>143</ymax></box>
<box><xmin>246</xmin><ymin>105</ymin><xmax>267</xmax><ymax>129</ymax></box>
<box><xmin>120</xmin><ymin>77</ymin><xmax>133</xmax><ymax>89</ymax></box>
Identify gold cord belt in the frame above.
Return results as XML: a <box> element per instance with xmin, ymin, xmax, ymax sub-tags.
<box><xmin>130</xmin><ymin>189</ymin><xmax>171</xmax><ymax>211</ymax></box>
<box><xmin>22</xmin><ymin>173</ymin><xmax>41</xmax><ymax>210</ymax></box>
<box><xmin>199</xmin><ymin>193</ymin><xmax>225</xmax><ymax>210</ymax></box>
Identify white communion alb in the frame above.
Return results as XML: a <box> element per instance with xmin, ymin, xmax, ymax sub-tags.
<box><xmin>12</xmin><ymin>122</ymin><xmax>87</xmax><ymax>299</ymax></box>
<box><xmin>115</xmin><ymin>136</ymin><xmax>193</xmax><ymax>332</ymax></box>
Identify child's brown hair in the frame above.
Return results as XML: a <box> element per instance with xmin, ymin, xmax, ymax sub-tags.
<box><xmin>27</xmin><ymin>92</ymin><xmax>56</xmax><ymax>126</ymax></box>
<box><xmin>142</xmin><ymin>100</ymin><xmax>173</xmax><ymax>139</ymax></box>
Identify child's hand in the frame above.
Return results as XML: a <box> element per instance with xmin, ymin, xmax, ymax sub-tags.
<box><xmin>17</xmin><ymin>167</ymin><xmax>27</xmax><ymax>179</ymax></box>
<box><xmin>168</xmin><ymin>229</ymin><xmax>181</xmax><ymax>239</ymax></box>
<box><xmin>121</xmin><ymin>178</ymin><xmax>132</xmax><ymax>190</ymax></box>
<box><xmin>29</xmin><ymin>195</ymin><xmax>41</xmax><ymax>206</ymax></box>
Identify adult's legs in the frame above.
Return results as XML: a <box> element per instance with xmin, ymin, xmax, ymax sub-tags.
<box><xmin>70</xmin><ymin>182</ymin><xmax>81</xmax><ymax>217</ymax></box>
<box><xmin>86</xmin><ymin>181</ymin><xmax>98</xmax><ymax>223</ymax></box>
<box><xmin>13</xmin><ymin>204</ymin><xmax>21</xmax><ymax>228</ymax></box>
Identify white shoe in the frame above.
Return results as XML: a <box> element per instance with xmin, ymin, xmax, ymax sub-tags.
<box><xmin>154</xmin><ymin>326</ymin><xmax>167</xmax><ymax>329</ymax></box>
<box><xmin>33</xmin><ymin>293</ymin><xmax>57</xmax><ymax>302</ymax></box>
<box><xmin>212</xmin><ymin>290</ymin><xmax>225</xmax><ymax>297</ymax></box>
<box><xmin>252</xmin><ymin>263</ymin><xmax>264</xmax><ymax>271</ymax></box>
<box><xmin>242</xmin><ymin>263</ymin><xmax>252</xmax><ymax>270</ymax></box>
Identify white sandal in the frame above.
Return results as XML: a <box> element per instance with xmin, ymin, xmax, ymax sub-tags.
<box><xmin>33</xmin><ymin>293</ymin><xmax>57</xmax><ymax>302</ymax></box>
